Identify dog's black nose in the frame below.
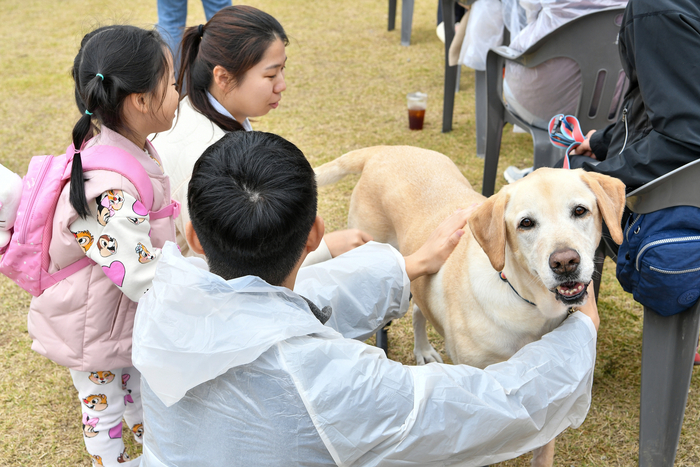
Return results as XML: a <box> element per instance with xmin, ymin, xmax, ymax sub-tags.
<box><xmin>549</xmin><ymin>248</ymin><xmax>580</xmax><ymax>275</ymax></box>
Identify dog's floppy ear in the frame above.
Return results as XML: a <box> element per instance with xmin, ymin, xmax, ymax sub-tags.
<box><xmin>580</xmin><ymin>171</ymin><xmax>626</xmax><ymax>245</ymax></box>
<box><xmin>470</xmin><ymin>192</ymin><xmax>507</xmax><ymax>271</ymax></box>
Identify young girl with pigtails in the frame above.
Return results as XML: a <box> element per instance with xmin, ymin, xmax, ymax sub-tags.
<box><xmin>27</xmin><ymin>25</ymin><xmax>179</xmax><ymax>466</ymax></box>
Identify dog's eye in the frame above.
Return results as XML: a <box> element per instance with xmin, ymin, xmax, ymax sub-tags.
<box><xmin>573</xmin><ymin>206</ymin><xmax>588</xmax><ymax>217</ymax></box>
<box><xmin>519</xmin><ymin>218</ymin><xmax>535</xmax><ymax>229</ymax></box>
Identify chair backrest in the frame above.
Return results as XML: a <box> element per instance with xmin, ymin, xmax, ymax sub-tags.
<box><xmin>504</xmin><ymin>7</ymin><xmax>627</xmax><ymax>133</ymax></box>
<box><xmin>626</xmin><ymin>158</ymin><xmax>700</xmax><ymax>214</ymax></box>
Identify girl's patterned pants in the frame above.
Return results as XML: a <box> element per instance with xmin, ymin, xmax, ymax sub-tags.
<box><xmin>70</xmin><ymin>366</ymin><xmax>143</xmax><ymax>466</ymax></box>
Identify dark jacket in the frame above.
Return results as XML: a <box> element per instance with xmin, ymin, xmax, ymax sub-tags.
<box><xmin>585</xmin><ymin>0</ymin><xmax>700</xmax><ymax>192</ymax></box>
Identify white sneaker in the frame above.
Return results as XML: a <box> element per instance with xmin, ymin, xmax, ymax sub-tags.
<box><xmin>436</xmin><ymin>22</ymin><xmax>445</xmax><ymax>44</ymax></box>
<box><xmin>436</xmin><ymin>21</ymin><xmax>459</xmax><ymax>44</ymax></box>
<box><xmin>504</xmin><ymin>166</ymin><xmax>533</xmax><ymax>184</ymax></box>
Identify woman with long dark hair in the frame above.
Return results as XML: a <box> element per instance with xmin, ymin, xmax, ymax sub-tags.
<box><xmin>153</xmin><ymin>5</ymin><xmax>372</xmax><ymax>261</ymax></box>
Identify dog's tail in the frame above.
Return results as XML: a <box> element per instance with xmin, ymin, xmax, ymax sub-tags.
<box><xmin>314</xmin><ymin>148</ymin><xmax>375</xmax><ymax>187</ymax></box>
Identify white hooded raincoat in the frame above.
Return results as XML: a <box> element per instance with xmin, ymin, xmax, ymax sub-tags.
<box><xmin>133</xmin><ymin>242</ymin><xmax>596</xmax><ymax>467</ymax></box>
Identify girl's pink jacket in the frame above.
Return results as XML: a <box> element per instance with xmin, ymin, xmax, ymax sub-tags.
<box><xmin>28</xmin><ymin>127</ymin><xmax>176</xmax><ymax>371</ymax></box>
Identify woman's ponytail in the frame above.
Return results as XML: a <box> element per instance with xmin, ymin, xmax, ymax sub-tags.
<box><xmin>177</xmin><ymin>25</ymin><xmax>203</xmax><ymax>96</ymax></box>
<box><xmin>69</xmin><ymin>111</ymin><xmax>94</xmax><ymax>218</ymax></box>
<box><xmin>179</xmin><ymin>20</ymin><xmax>246</xmax><ymax>133</ymax></box>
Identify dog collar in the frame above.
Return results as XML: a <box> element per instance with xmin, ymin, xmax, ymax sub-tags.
<box><xmin>498</xmin><ymin>272</ymin><xmax>537</xmax><ymax>307</ymax></box>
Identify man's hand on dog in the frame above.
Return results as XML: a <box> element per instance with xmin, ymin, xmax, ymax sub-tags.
<box><xmin>404</xmin><ymin>204</ymin><xmax>478</xmax><ymax>281</ymax></box>
<box><xmin>325</xmin><ymin>229</ymin><xmax>374</xmax><ymax>257</ymax></box>
<box><xmin>576</xmin><ymin>283</ymin><xmax>600</xmax><ymax>331</ymax></box>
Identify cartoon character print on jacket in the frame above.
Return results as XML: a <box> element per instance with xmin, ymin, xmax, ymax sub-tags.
<box><xmin>82</xmin><ymin>413</ymin><xmax>99</xmax><ymax>438</ymax></box>
<box><xmin>132</xmin><ymin>199</ymin><xmax>149</xmax><ymax>217</ymax></box>
<box><xmin>127</xmin><ymin>216</ymin><xmax>145</xmax><ymax>225</ymax></box>
<box><xmin>88</xmin><ymin>371</ymin><xmax>115</xmax><ymax>385</ymax></box>
<box><xmin>132</xmin><ymin>423</ymin><xmax>144</xmax><ymax>440</ymax></box>
<box><xmin>108</xmin><ymin>421</ymin><xmax>123</xmax><ymax>439</ymax></box>
<box><xmin>135</xmin><ymin>243</ymin><xmax>155</xmax><ymax>264</ymax></box>
<box><xmin>102</xmin><ymin>260</ymin><xmax>126</xmax><ymax>288</ymax></box>
<box><xmin>124</xmin><ymin>389</ymin><xmax>134</xmax><ymax>405</ymax></box>
<box><xmin>83</xmin><ymin>394</ymin><xmax>108</xmax><ymax>411</ymax></box>
<box><xmin>117</xmin><ymin>449</ymin><xmax>131</xmax><ymax>463</ymax></box>
<box><xmin>91</xmin><ymin>454</ymin><xmax>104</xmax><ymax>466</ymax></box>
<box><xmin>121</xmin><ymin>373</ymin><xmax>135</xmax><ymax>405</ymax></box>
<box><xmin>97</xmin><ymin>234</ymin><xmax>118</xmax><ymax>257</ymax></box>
<box><xmin>96</xmin><ymin>189</ymin><xmax>125</xmax><ymax>226</ymax></box>
<box><xmin>72</xmin><ymin>230</ymin><xmax>94</xmax><ymax>253</ymax></box>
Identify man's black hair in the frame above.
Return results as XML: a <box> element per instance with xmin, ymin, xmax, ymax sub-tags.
<box><xmin>188</xmin><ymin>131</ymin><xmax>317</xmax><ymax>285</ymax></box>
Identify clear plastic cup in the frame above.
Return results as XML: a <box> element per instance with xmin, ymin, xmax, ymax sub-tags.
<box><xmin>407</xmin><ymin>92</ymin><xmax>428</xmax><ymax>130</ymax></box>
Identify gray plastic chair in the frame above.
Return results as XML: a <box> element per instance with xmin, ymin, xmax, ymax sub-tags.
<box><xmin>375</xmin><ymin>320</ymin><xmax>391</xmax><ymax>354</ymax></box>
<box><xmin>481</xmin><ymin>6</ymin><xmax>626</xmax><ymax>197</ymax></box>
<box><xmin>388</xmin><ymin>0</ymin><xmax>414</xmax><ymax>46</ymax></box>
<box><xmin>441</xmin><ymin>0</ymin><xmax>478</xmax><ymax>133</ymax></box>
<box><xmin>623</xmin><ymin>158</ymin><xmax>700</xmax><ymax>466</ymax></box>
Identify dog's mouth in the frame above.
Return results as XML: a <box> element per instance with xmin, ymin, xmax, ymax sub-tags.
<box><xmin>552</xmin><ymin>281</ymin><xmax>589</xmax><ymax>304</ymax></box>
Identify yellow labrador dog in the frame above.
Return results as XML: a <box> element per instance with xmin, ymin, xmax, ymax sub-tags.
<box><xmin>314</xmin><ymin>146</ymin><xmax>625</xmax><ymax>466</ymax></box>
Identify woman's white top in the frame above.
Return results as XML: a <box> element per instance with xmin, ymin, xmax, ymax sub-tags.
<box><xmin>152</xmin><ymin>95</ymin><xmax>331</xmax><ymax>263</ymax></box>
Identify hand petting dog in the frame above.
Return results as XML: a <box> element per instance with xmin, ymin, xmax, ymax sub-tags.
<box><xmin>405</xmin><ymin>205</ymin><xmax>478</xmax><ymax>281</ymax></box>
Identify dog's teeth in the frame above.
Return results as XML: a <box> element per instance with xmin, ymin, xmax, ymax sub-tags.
<box><xmin>556</xmin><ymin>283</ymin><xmax>584</xmax><ymax>297</ymax></box>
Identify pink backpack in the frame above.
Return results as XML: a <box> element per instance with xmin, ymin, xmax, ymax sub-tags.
<box><xmin>0</xmin><ymin>144</ymin><xmax>179</xmax><ymax>297</ymax></box>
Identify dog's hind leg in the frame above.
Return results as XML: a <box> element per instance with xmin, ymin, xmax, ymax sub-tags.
<box><xmin>530</xmin><ymin>439</ymin><xmax>555</xmax><ymax>467</ymax></box>
<box><xmin>412</xmin><ymin>303</ymin><xmax>443</xmax><ymax>365</ymax></box>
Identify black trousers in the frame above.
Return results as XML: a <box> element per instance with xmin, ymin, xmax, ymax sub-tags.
<box><xmin>437</xmin><ymin>1</ymin><xmax>467</xmax><ymax>25</ymax></box>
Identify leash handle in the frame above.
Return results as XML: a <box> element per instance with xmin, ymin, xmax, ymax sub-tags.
<box><xmin>548</xmin><ymin>114</ymin><xmax>585</xmax><ymax>170</ymax></box>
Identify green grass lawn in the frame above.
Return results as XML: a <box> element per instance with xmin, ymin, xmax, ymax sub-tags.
<box><xmin>1</xmin><ymin>0</ymin><xmax>698</xmax><ymax>465</ymax></box>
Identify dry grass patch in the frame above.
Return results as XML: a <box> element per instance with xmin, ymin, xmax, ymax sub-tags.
<box><xmin>1</xmin><ymin>0</ymin><xmax>699</xmax><ymax>465</ymax></box>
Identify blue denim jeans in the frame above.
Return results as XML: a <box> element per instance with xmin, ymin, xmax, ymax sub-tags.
<box><xmin>157</xmin><ymin>0</ymin><xmax>231</xmax><ymax>69</ymax></box>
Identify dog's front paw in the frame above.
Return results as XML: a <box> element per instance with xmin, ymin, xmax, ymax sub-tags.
<box><xmin>413</xmin><ymin>345</ymin><xmax>444</xmax><ymax>365</ymax></box>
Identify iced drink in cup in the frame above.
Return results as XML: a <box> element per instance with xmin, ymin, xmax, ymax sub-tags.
<box><xmin>407</xmin><ymin>92</ymin><xmax>427</xmax><ymax>130</ymax></box>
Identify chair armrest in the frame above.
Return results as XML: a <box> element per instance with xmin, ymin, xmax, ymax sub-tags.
<box><xmin>626</xmin><ymin>158</ymin><xmax>700</xmax><ymax>213</ymax></box>
<box><xmin>489</xmin><ymin>45</ymin><xmax>524</xmax><ymax>61</ymax></box>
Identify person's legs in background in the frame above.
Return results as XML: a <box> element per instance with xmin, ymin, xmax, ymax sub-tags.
<box><xmin>436</xmin><ymin>1</ymin><xmax>467</xmax><ymax>43</ymax></box>
<box><xmin>157</xmin><ymin>0</ymin><xmax>231</xmax><ymax>78</ymax></box>
<box><xmin>157</xmin><ymin>0</ymin><xmax>188</xmax><ymax>71</ymax></box>
<box><xmin>201</xmin><ymin>0</ymin><xmax>232</xmax><ymax>21</ymax></box>
<box><xmin>437</xmin><ymin>1</ymin><xmax>467</xmax><ymax>25</ymax></box>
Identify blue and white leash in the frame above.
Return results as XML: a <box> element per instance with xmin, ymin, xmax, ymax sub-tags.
<box><xmin>548</xmin><ymin>114</ymin><xmax>586</xmax><ymax>170</ymax></box>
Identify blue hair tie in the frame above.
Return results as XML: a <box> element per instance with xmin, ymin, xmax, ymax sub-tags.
<box><xmin>96</xmin><ymin>73</ymin><xmax>104</xmax><ymax>81</ymax></box>
<box><xmin>85</xmin><ymin>109</ymin><xmax>93</xmax><ymax>116</ymax></box>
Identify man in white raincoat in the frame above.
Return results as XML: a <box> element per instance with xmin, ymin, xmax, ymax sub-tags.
<box><xmin>132</xmin><ymin>131</ymin><xmax>599</xmax><ymax>467</ymax></box>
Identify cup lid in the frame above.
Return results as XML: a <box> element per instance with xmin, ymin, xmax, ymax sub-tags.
<box><xmin>407</xmin><ymin>91</ymin><xmax>428</xmax><ymax>100</ymax></box>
